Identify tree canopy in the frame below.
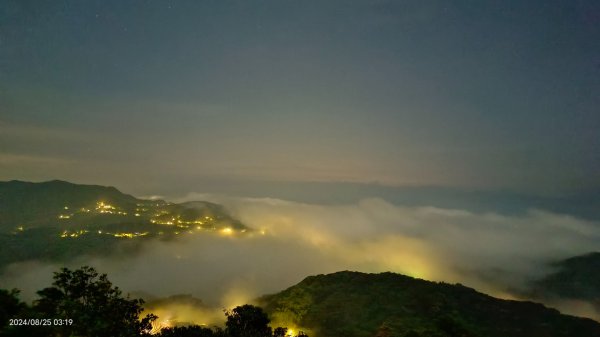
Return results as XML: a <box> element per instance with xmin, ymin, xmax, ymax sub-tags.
<box><xmin>0</xmin><ymin>289</ymin><xmax>26</xmax><ymax>330</ymax></box>
<box><xmin>0</xmin><ymin>266</ymin><xmax>305</xmax><ymax>337</ymax></box>
<box><xmin>225</xmin><ymin>304</ymin><xmax>273</xmax><ymax>337</ymax></box>
<box><xmin>35</xmin><ymin>266</ymin><xmax>156</xmax><ymax>337</ymax></box>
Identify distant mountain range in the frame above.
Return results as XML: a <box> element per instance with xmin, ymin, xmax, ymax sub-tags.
<box><xmin>168</xmin><ymin>180</ymin><xmax>600</xmax><ymax>221</ymax></box>
<box><xmin>530</xmin><ymin>252</ymin><xmax>600</xmax><ymax>313</ymax></box>
<box><xmin>259</xmin><ymin>271</ymin><xmax>600</xmax><ymax>337</ymax></box>
<box><xmin>0</xmin><ymin>180</ymin><xmax>246</xmax><ymax>268</ymax></box>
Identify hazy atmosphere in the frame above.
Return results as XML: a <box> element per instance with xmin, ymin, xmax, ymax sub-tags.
<box><xmin>1</xmin><ymin>1</ymin><xmax>599</xmax><ymax>337</ymax></box>
<box><xmin>3</xmin><ymin>195</ymin><xmax>600</xmax><ymax>300</ymax></box>
<box><xmin>2</xmin><ymin>0</ymin><xmax>599</xmax><ymax>196</ymax></box>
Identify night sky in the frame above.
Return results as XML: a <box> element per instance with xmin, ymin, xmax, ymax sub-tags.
<box><xmin>1</xmin><ymin>0</ymin><xmax>599</xmax><ymax>196</ymax></box>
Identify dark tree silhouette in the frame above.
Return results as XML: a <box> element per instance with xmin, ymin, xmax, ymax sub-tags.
<box><xmin>1</xmin><ymin>267</ymin><xmax>305</xmax><ymax>337</ymax></box>
<box><xmin>33</xmin><ymin>266</ymin><xmax>156</xmax><ymax>337</ymax></box>
<box><xmin>273</xmin><ymin>327</ymin><xmax>288</xmax><ymax>337</ymax></box>
<box><xmin>225</xmin><ymin>304</ymin><xmax>272</xmax><ymax>337</ymax></box>
<box><xmin>374</xmin><ymin>324</ymin><xmax>392</xmax><ymax>337</ymax></box>
<box><xmin>155</xmin><ymin>306</ymin><xmax>307</xmax><ymax>337</ymax></box>
<box><xmin>0</xmin><ymin>289</ymin><xmax>26</xmax><ymax>329</ymax></box>
<box><xmin>158</xmin><ymin>325</ymin><xmax>222</xmax><ymax>337</ymax></box>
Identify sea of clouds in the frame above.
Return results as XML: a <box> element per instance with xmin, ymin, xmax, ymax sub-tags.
<box><xmin>2</xmin><ymin>195</ymin><xmax>599</xmax><ymax>324</ymax></box>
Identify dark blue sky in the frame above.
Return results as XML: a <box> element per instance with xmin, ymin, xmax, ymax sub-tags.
<box><xmin>1</xmin><ymin>0</ymin><xmax>599</xmax><ymax>196</ymax></box>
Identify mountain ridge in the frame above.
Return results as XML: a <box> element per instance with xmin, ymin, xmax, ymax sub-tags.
<box><xmin>530</xmin><ymin>252</ymin><xmax>600</xmax><ymax>313</ymax></box>
<box><xmin>258</xmin><ymin>270</ymin><xmax>600</xmax><ymax>337</ymax></box>
<box><xmin>0</xmin><ymin>180</ymin><xmax>246</xmax><ymax>269</ymax></box>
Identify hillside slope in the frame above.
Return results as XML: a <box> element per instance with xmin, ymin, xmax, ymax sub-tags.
<box><xmin>531</xmin><ymin>252</ymin><xmax>600</xmax><ymax>311</ymax></box>
<box><xmin>0</xmin><ymin>180</ymin><xmax>139</xmax><ymax>230</ymax></box>
<box><xmin>259</xmin><ymin>271</ymin><xmax>600</xmax><ymax>337</ymax></box>
<box><xmin>0</xmin><ymin>180</ymin><xmax>246</xmax><ymax>268</ymax></box>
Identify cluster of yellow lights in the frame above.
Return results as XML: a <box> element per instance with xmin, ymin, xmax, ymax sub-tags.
<box><xmin>93</xmin><ymin>202</ymin><xmax>130</xmax><ymax>215</ymax></box>
<box><xmin>113</xmin><ymin>232</ymin><xmax>149</xmax><ymax>239</ymax></box>
<box><xmin>150</xmin><ymin>215</ymin><xmax>212</xmax><ymax>227</ymax></box>
<box><xmin>60</xmin><ymin>229</ymin><xmax>89</xmax><ymax>238</ymax></box>
<box><xmin>59</xmin><ymin>202</ymin><xmax>131</xmax><ymax>220</ymax></box>
<box><xmin>150</xmin><ymin>219</ymin><xmax>174</xmax><ymax>225</ymax></box>
<box><xmin>150</xmin><ymin>219</ymin><xmax>174</xmax><ymax>226</ymax></box>
<box><xmin>220</xmin><ymin>227</ymin><xmax>233</xmax><ymax>235</ymax></box>
<box><xmin>60</xmin><ymin>229</ymin><xmax>149</xmax><ymax>239</ymax></box>
<box><xmin>97</xmin><ymin>201</ymin><xmax>115</xmax><ymax>210</ymax></box>
<box><xmin>14</xmin><ymin>226</ymin><xmax>25</xmax><ymax>233</ymax></box>
<box><xmin>59</xmin><ymin>202</ymin><xmax>220</xmax><ymax>224</ymax></box>
<box><xmin>53</xmin><ymin>201</ymin><xmax>246</xmax><ymax>240</ymax></box>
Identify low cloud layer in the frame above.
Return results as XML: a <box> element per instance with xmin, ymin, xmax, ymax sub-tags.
<box><xmin>2</xmin><ymin>196</ymin><xmax>599</xmax><ymax>323</ymax></box>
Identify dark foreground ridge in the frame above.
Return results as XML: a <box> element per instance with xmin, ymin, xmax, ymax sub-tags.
<box><xmin>259</xmin><ymin>271</ymin><xmax>600</xmax><ymax>337</ymax></box>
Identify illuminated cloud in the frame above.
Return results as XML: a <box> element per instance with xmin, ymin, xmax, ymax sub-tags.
<box><xmin>2</xmin><ymin>196</ymin><xmax>599</xmax><ymax>321</ymax></box>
